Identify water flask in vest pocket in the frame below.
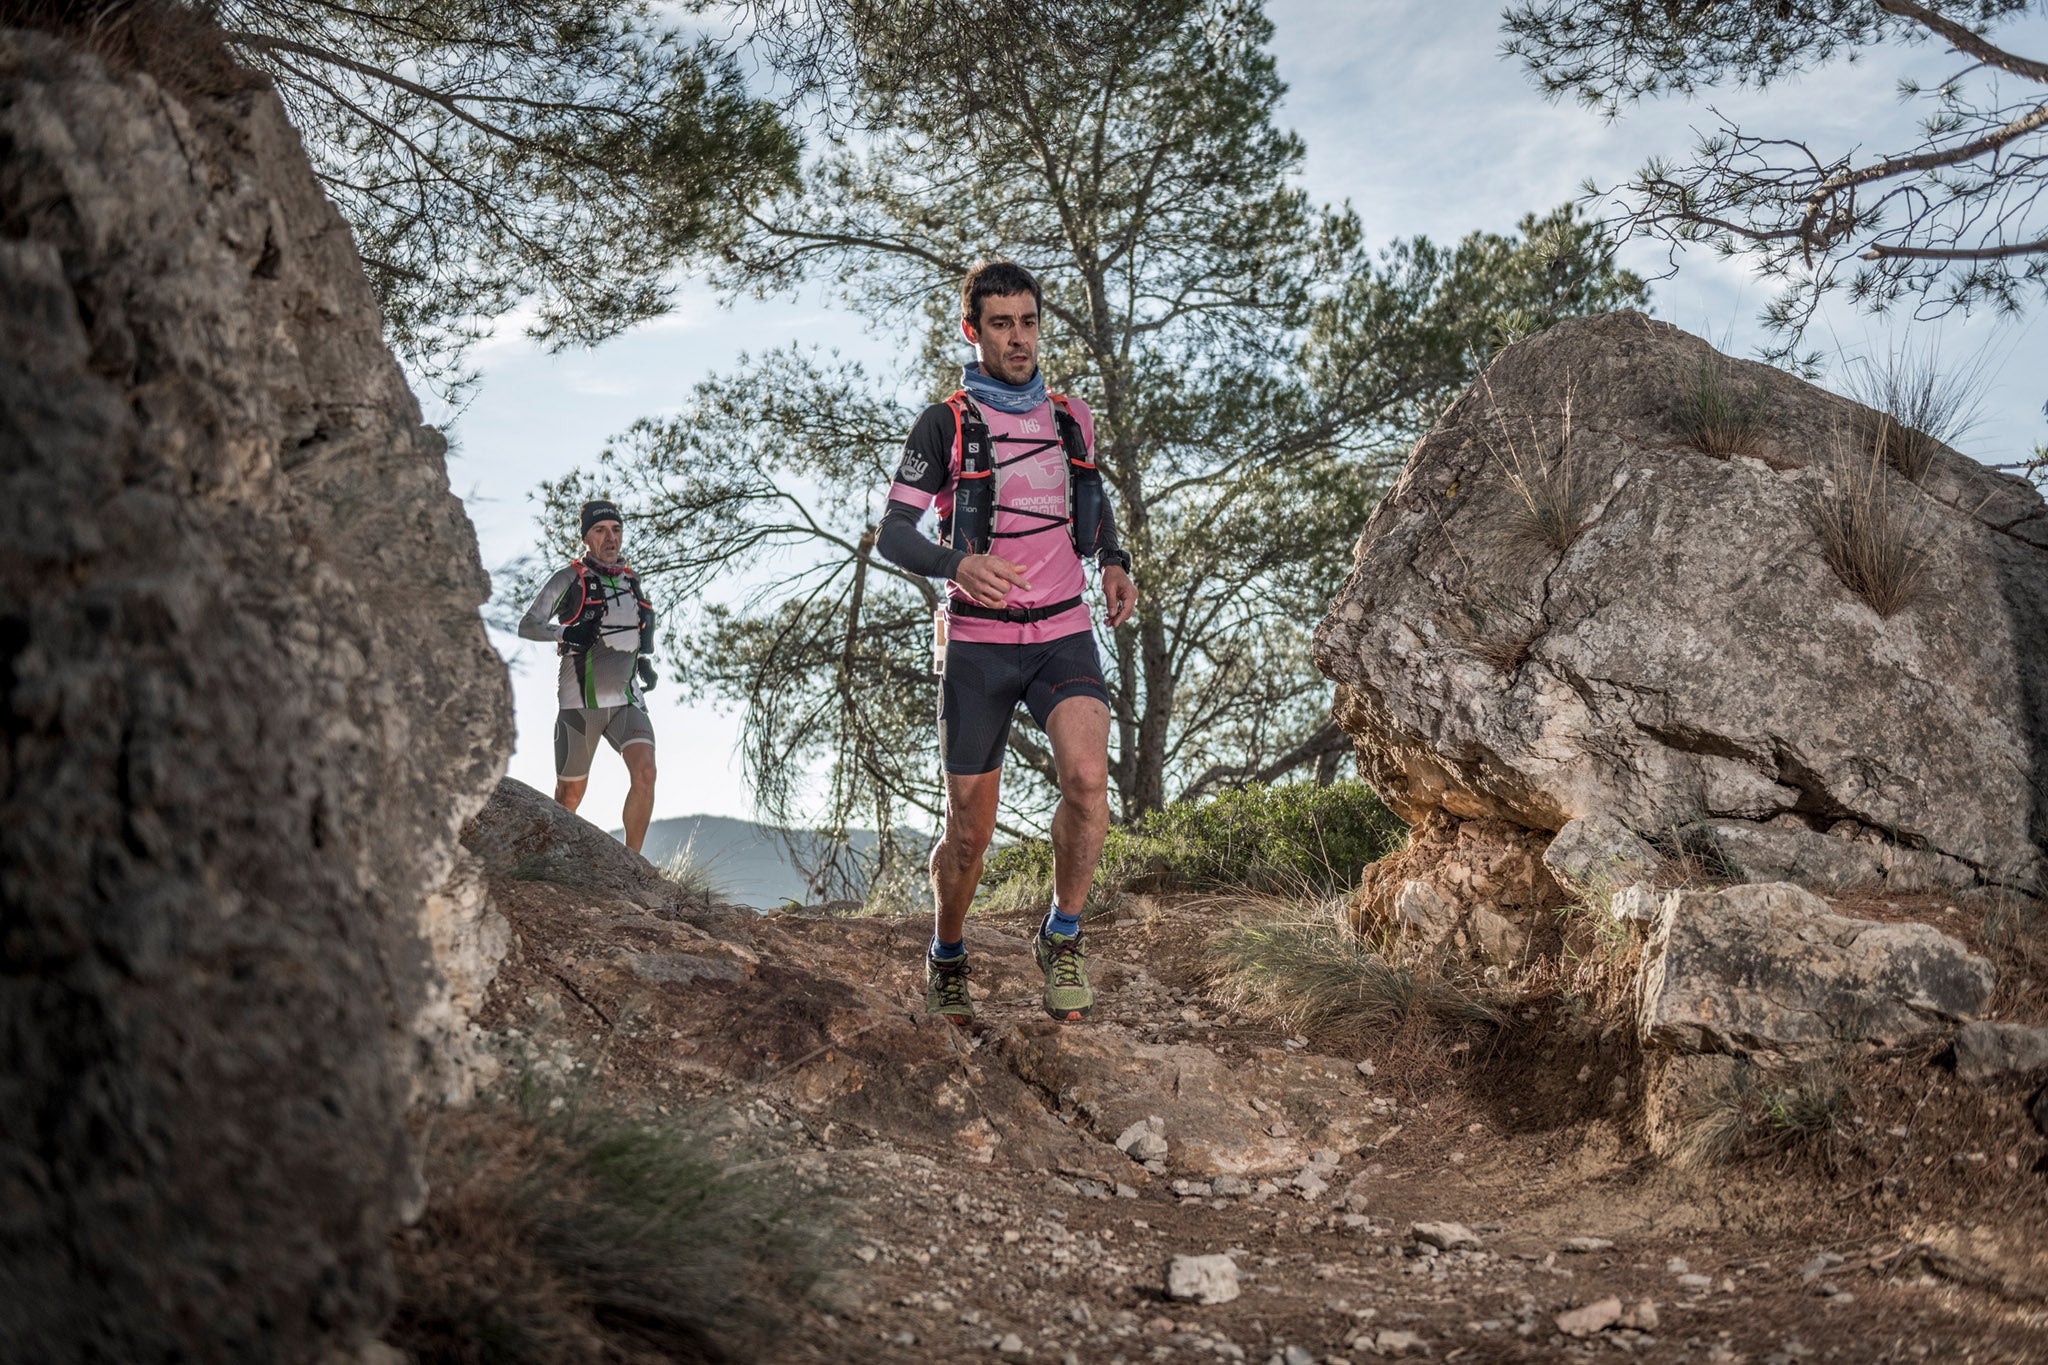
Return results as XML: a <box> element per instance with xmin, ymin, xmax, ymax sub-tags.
<box><xmin>1067</xmin><ymin>456</ymin><xmax>1105</xmax><ymax>557</ymax></box>
<box><xmin>950</xmin><ymin>432</ymin><xmax>994</xmax><ymax>555</ymax></box>
<box><xmin>931</xmin><ymin>606</ymin><xmax>947</xmax><ymax>675</ymax></box>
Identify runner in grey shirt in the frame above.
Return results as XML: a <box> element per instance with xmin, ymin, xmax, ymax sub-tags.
<box><xmin>518</xmin><ymin>499</ymin><xmax>660</xmax><ymax>852</ymax></box>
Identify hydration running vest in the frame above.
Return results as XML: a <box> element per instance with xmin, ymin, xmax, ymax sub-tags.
<box><xmin>941</xmin><ymin>390</ymin><xmax>1106</xmax><ymax>561</ymax></box>
<box><xmin>555</xmin><ymin>558</ymin><xmax>654</xmax><ymax>657</ymax></box>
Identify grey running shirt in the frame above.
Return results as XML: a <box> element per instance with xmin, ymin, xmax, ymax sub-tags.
<box><xmin>518</xmin><ymin>562</ymin><xmax>648</xmax><ymax>709</ymax></box>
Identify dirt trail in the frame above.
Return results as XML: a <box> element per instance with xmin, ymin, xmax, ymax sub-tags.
<box><xmin>473</xmin><ymin>880</ymin><xmax>2048</xmax><ymax>1363</ymax></box>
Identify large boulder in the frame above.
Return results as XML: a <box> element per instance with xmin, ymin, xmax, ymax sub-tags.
<box><xmin>1636</xmin><ymin>883</ymin><xmax>1994</xmax><ymax>1059</ymax></box>
<box><xmin>463</xmin><ymin>775</ymin><xmax>684</xmax><ymax>912</ymax></box>
<box><xmin>0</xmin><ymin>25</ymin><xmax>509</xmax><ymax>1363</ymax></box>
<box><xmin>1312</xmin><ymin>311</ymin><xmax>2048</xmax><ymax>894</ymax></box>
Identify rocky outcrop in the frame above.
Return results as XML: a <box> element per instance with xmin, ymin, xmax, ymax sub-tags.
<box><xmin>1636</xmin><ymin>883</ymin><xmax>1994</xmax><ymax>1059</ymax></box>
<box><xmin>0</xmin><ymin>27</ymin><xmax>508</xmax><ymax>1363</ymax></box>
<box><xmin>1313</xmin><ymin>311</ymin><xmax>2048</xmax><ymax>894</ymax></box>
<box><xmin>463</xmin><ymin>775</ymin><xmax>679</xmax><ymax>912</ymax></box>
<box><xmin>1351</xmin><ymin>811</ymin><xmax>1567</xmax><ymax>966</ymax></box>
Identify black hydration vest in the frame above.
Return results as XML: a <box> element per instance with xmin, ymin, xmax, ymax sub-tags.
<box><xmin>941</xmin><ymin>390</ymin><xmax>1106</xmax><ymax>561</ymax></box>
<box><xmin>555</xmin><ymin>557</ymin><xmax>654</xmax><ymax>656</ymax></box>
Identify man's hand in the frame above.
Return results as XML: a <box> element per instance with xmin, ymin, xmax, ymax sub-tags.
<box><xmin>953</xmin><ymin>553</ymin><xmax>1031</xmax><ymax>609</ymax></box>
<box><xmin>1101</xmin><ymin>565</ymin><xmax>1138</xmax><ymax>628</ymax></box>
<box><xmin>559</xmin><ymin>607</ymin><xmax>602</xmax><ymax>651</ymax></box>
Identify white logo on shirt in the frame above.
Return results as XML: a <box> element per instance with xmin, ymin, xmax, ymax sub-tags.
<box><xmin>898</xmin><ymin>450</ymin><xmax>930</xmax><ymax>482</ymax></box>
<box><xmin>1019</xmin><ymin>416</ymin><xmax>1042</xmax><ymax>433</ymax></box>
<box><xmin>1010</xmin><ymin>455</ymin><xmax>1066</xmax><ymax>491</ymax></box>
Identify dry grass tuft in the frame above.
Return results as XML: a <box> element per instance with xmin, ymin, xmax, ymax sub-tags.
<box><xmin>1811</xmin><ymin>432</ymin><xmax>1939</xmax><ymax>618</ymax></box>
<box><xmin>658</xmin><ymin>841</ymin><xmax>725</xmax><ymax>907</ymax></box>
<box><xmin>2</xmin><ymin>0</ymin><xmax>267</xmax><ymax>101</ymax></box>
<box><xmin>1202</xmin><ymin>898</ymin><xmax>1504</xmax><ymax>1054</ymax></box>
<box><xmin>1671</xmin><ymin>1056</ymin><xmax>1854</xmax><ymax>1172</ymax></box>
<box><xmin>1673</xmin><ymin>350</ymin><xmax>1769</xmax><ymax>458</ymax></box>
<box><xmin>391</xmin><ymin>1087</ymin><xmax>833</xmax><ymax>1364</ymax></box>
<box><xmin>1480</xmin><ymin>380</ymin><xmax>1590</xmax><ymax>553</ymax></box>
<box><xmin>1446</xmin><ymin>584</ymin><xmax>1546</xmax><ymax>674</ymax></box>
<box><xmin>1843</xmin><ymin>347</ymin><xmax>1985</xmax><ymax>484</ymax></box>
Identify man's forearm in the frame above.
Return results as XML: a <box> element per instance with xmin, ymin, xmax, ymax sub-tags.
<box><xmin>877</xmin><ymin>499</ymin><xmax>969</xmax><ymax>579</ymax></box>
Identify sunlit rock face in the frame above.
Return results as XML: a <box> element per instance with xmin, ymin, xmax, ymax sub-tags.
<box><xmin>1315</xmin><ymin>310</ymin><xmax>2048</xmax><ymax>896</ymax></box>
<box><xmin>0</xmin><ymin>27</ymin><xmax>509</xmax><ymax>1360</ymax></box>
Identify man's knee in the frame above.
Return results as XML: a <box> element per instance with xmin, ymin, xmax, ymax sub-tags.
<box><xmin>624</xmin><ymin>747</ymin><xmax>656</xmax><ymax>788</ymax></box>
<box><xmin>933</xmin><ymin>820</ymin><xmax>993</xmax><ymax>873</ymax></box>
<box><xmin>1058</xmin><ymin>763</ymin><xmax>1109</xmax><ymax>811</ymax></box>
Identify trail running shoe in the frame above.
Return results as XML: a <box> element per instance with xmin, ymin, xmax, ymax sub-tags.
<box><xmin>1034</xmin><ymin>930</ymin><xmax>1094</xmax><ymax>1022</ymax></box>
<box><xmin>925</xmin><ymin>952</ymin><xmax>974</xmax><ymax>1025</ymax></box>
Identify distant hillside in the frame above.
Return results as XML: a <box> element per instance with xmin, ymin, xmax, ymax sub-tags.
<box><xmin>627</xmin><ymin>815</ymin><xmax>920</xmax><ymax>909</ymax></box>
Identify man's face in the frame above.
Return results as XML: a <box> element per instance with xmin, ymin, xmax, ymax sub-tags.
<box><xmin>968</xmin><ymin>291</ymin><xmax>1040</xmax><ymax>385</ymax></box>
<box><xmin>585</xmin><ymin>519</ymin><xmax>623</xmax><ymax>562</ymax></box>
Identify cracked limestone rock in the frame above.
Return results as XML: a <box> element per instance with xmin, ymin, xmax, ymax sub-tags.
<box><xmin>1313</xmin><ymin>311</ymin><xmax>2048</xmax><ymax>894</ymax></box>
<box><xmin>1638</xmin><ymin>883</ymin><xmax>1994</xmax><ymax>1058</ymax></box>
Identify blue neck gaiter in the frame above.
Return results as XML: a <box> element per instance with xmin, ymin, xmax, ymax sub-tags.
<box><xmin>961</xmin><ymin>360</ymin><xmax>1047</xmax><ymax>415</ymax></box>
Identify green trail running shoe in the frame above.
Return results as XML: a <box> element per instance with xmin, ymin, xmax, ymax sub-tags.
<box><xmin>1035</xmin><ymin>930</ymin><xmax>1094</xmax><ymax>1022</ymax></box>
<box><xmin>925</xmin><ymin>952</ymin><xmax>974</xmax><ymax>1025</ymax></box>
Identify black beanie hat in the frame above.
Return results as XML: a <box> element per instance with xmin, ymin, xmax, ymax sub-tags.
<box><xmin>579</xmin><ymin>499</ymin><xmax>623</xmax><ymax>536</ymax></box>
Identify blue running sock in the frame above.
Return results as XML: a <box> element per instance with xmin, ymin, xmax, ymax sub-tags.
<box><xmin>1043</xmin><ymin>903</ymin><xmax>1081</xmax><ymax>939</ymax></box>
<box><xmin>931</xmin><ymin>936</ymin><xmax>966</xmax><ymax>961</ymax></box>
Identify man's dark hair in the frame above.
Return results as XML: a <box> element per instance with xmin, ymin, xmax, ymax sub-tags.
<box><xmin>961</xmin><ymin>259</ymin><xmax>1043</xmax><ymax>328</ymax></box>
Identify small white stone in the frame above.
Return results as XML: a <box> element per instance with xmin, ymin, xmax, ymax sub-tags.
<box><xmin>1165</xmin><ymin>1253</ymin><xmax>1241</xmax><ymax>1305</ymax></box>
<box><xmin>1409</xmin><ymin>1221</ymin><xmax>1481</xmax><ymax>1252</ymax></box>
<box><xmin>1554</xmin><ymin>1296</ymin><xmax>1622</xmax><ymax>1337</ymax></box>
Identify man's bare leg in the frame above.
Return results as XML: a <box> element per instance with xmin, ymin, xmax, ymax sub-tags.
<box><xmin>554</xmin><ymin>776</ymin><xmax>588</xmax><ymax>812</ymax></box>
<box><xmin>621</xmin><ymin>743</ymin><xmax>656</xmax><ymax>853</ymax></box>
<box><xmin>931</xmin><ymin>769</ymin><xmax>1002</xmax><ymax>946</ymax></box>
<box><xmin>1045</xmin><ymin>698</ymin><xmax>1112</xmax><ymax>915</ymax></box>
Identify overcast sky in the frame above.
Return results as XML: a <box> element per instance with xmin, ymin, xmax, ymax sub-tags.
<box><xmin>446</xmin><ymin>1</ymin><xmax>2048</xmax><ymax>833</ymax></box>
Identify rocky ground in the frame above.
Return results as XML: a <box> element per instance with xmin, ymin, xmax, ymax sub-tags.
<box><xmin>440</xmin><ymin>860</ymin><xmax>2048</xmax><ymax>1365</ymax></box>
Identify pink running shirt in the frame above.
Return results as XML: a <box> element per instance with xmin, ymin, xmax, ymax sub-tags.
<box><xmin>887</xmin><ymin>395</ymin><xmax>1097</xmax><ymax>645</ymax></box>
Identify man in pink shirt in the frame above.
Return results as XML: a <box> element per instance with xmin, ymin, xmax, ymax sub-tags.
<box><xmin>877</xmin><ymin>260</ymin><xmax>1138</xmax><ymax>1024</ymax></box>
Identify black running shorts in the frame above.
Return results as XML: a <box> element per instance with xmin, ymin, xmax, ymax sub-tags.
<box><xmin>939</xmin><ymin>630</ymin><xmax>1111</xmax><ymax>776</ymax></box>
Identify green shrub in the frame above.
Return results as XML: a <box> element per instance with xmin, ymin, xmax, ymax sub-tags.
<box><xmin>977</xmin><ymin>780</ymin><xmax>1406</xmax><ymax>914</ymax></box>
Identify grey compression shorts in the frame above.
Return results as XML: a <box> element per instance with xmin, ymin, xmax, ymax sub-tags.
<box><xmin>554</xmin><ymin>704</ymin><xmax>655</xmax><ymax>781</ymax></box>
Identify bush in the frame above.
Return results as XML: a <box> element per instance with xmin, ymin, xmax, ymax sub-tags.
<box><xmin>977</xmin><ymin>781</ymin><xmax>1406</xmax><ymax>914</ymax></box>
<box><xmin>390</xmin><ymin>1086</ymin><xmax>833</xmax><ymax>1364</ymax></box>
